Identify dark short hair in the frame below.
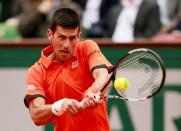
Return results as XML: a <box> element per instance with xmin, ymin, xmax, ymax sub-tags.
<box><xmin>50</xmin><ymin>8</ymin><xmax>80</xmax><ymax>32</ymax></box>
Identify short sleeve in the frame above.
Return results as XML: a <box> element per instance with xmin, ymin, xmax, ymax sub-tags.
<box><xmin>82</xmin><ymin>40</ymin><xmax>112</xmax><ymax>72</ymax></box>
<box><xmin>24</xmin><ymin>62</ymin><xmax>46</xmax><ymax>107</ymax></box>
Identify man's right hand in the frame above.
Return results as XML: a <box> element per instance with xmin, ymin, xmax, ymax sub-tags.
<box><xmin>52</xmin><ymin>98</ymin><xmax>83</xmax><ymax>116</ymax></box>
<box><xmin>80</xmin><ymin>90</ymin><xmax>102</xmax><ymax>109</ymax></box>
<box><xmin>62</xmin><ymin>99</ymin><xmax>84</xmax><ymax>116</ymax></box>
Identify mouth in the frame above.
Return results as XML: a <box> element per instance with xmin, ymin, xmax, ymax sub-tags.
<box><xmin>59</xmin><ymin>50</ymin><xmax>70</xmax><ymax>56</ymax></box>
<box><xmin>60</xmin><ymin>50</ymin><xmax>72</xmax><ymax>62</ymax></box>
<box><xmin>60</xmin><ymin>50</ymin><xmax>69</xmax><ymax>53</ymax></box>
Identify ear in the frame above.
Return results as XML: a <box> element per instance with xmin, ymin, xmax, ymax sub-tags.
<box><xmin>47</xmin><ymin>29</ymin><xmax>53</xmax><ymax>41</ymax></box>
<box><xmin>78</xmin><ymin>30</ymin><xmax>81</xmax><ymax>39</ymax></box>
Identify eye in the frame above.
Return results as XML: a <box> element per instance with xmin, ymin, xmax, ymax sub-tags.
<box><xmin>58</xmin><ymin>35</ymin><xmax>66</xmax><ymax>40</ymax></box>
<box><xmin>69</xmin><ymin>36</ymin><xmax>77</xmax><ymax>41</ymax></box>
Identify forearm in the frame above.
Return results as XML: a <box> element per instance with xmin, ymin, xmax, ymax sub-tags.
<box><xmin>90</xmin><ymin>68</ymin><xmax>111</xmax><ymax>94</ymax></box>
<box><xmin>29</xmin><ymin>98</ymin><xmax>84</xmax><ymax>125</ymax></box>
<box><xmin>81</xmin><ymin>68</ymin><xmax>111</xmax><ymax>108</ymax></box>
<box><xmin>29</xmin><ymin>98</ymin><xmax>55</xmax><ymax>126</ymax></box>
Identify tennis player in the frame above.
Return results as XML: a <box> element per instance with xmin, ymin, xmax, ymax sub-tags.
<box><xmin>24</xmin><ymin>8</ymin><xmax>112</xmax><ymax>131</ymax></box>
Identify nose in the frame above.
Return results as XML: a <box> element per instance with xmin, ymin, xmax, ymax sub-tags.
<box><xmin>63</xmin><ymin>39</ymin><xmax>71</xmax><ymax>49</ymax></box>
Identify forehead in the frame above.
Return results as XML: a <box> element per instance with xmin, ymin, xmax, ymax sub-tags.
<box><xmin>54</xmin><ymin>26</ymin><xmax>79</xmax><ymax>36</ymax></box>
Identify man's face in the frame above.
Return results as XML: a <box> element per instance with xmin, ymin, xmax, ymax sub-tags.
<box><xmin>48</xmin><ymin>26</ymin><xmax>80</xmax><ymax>62</ymax></box>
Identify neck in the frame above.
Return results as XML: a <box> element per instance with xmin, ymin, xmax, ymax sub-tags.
<box><xmin>48</xmin><ymin>52</ymin><xmax>56</xmax><ymax>61</ymax></box>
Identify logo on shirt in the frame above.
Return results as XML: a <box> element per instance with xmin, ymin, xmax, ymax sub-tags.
<box><xmin>27</xmin><ymin>84</ymin><xmax>37</xmax><ymax>90</ymax></box>
<box><xmin>71</xmin><ymin>60</ymin><xmax>78</xmax><ymax>68</ymax></box>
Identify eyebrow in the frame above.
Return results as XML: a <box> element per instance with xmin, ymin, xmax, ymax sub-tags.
<box><xmin>57</xmin><ymin>33</ymin><xmax>77</xmax><ymax>37</ymax></box>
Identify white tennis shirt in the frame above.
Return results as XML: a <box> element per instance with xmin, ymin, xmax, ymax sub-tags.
<box><xmin>112</xmin><ymin>0</ymin><xmax>142</xmax><ymax>42</ymax></box>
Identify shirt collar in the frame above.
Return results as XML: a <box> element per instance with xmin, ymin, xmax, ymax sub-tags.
<box><xmin>40</xmin><ymin>45</ymin><xmax>53</xmax><ymax>68</ymax></box>
<box><xmin>40</xmin><ymin>43</ymin><xmax>79</xmax><ymax>68</ymax></box>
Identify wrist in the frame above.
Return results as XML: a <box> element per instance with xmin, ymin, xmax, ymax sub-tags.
<box><xmin>51</xmin><ymin>98</ymin><xmax>67</xmax><ymax>116</ymax></box>
<box><xmin>87</xmin><ymin>87</ymin><xmax>99</xmax><ymax>93</ymax></box>
<box><xmin>83</xmin><ymin>87</ymin><xmax>100</xmax><ymax>98</ymax></box>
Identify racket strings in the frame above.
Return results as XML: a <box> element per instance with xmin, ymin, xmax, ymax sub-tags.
<box><xmin>114</xmin><ymin>51</ymin><xmax>163</xmax><ymax>100</ymax></box>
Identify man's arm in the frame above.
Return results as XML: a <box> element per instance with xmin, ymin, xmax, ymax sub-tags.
<box><xmin>91</xmin><ymin>67</ymin><xmax>111</xmax><ymax>94</ymax></box>
<box><xmin>28</xmin><ymin>97</ymin><xmax>55</xmax><ymax>126</ymax></box>
<box><xmin>82</xmin><ymin>67</ymin><xmax>111</xmax><ymax>108</ymax></box>
<box><xmin>28</xmin><ymin>97</ymin><xmax>84</xmax><ymax>126</ymax></box>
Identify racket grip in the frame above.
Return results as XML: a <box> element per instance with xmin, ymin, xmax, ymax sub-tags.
<box><xmin>94</xmin><ymin>93</ymin><xmax>101</xmax><ymax>100</ymax></box>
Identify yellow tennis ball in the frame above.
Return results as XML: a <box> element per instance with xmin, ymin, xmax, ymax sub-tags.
<box><xmin>114</xmin><ymin>77</ymin><xmax>129</xmax><ymax>92</ymax></box>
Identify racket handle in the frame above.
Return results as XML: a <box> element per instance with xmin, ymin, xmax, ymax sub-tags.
<box><xmin>94</xmin><ymin>93</ymin><xmax>101</xmax><ymax>100</ymax></box>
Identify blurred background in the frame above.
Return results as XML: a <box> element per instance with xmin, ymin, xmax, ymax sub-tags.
<box><xmin>0</xmin><ymin>0</ymin><xmax>181</xmax><ymax>131</ymax></box>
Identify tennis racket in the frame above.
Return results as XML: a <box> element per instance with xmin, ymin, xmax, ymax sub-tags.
<box><xmin>95</xmin><ymin>48</ymin><xmax>166</xmax><ymax>101</ymax></box>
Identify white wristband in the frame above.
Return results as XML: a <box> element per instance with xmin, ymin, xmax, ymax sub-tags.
<box><xmin>52</xmin><ymin>99</ymin><xmax>67</xmax><ymax>116</ymax></box>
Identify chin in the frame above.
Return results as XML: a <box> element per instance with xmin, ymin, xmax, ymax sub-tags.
<box><xmin>58</xmin><ymin>56</ymin><xmax>70</xmax><ymax>62</ymax></box>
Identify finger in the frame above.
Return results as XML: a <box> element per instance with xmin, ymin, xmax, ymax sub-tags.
<box><xmin>84</xmin><ymin>92</ymin><xmax>94</xmax><ymax>98</ymax></box>
<box><xmin>63</xmin><ymin>101</ymin><xmax>82</xmax><ymax>115</ymax></box>
<box><xmin>80</xmin><ymin>98</ymin><xmax>91</xmax><ymax>108</ymax></box>
<box><xmin>92</xmin><ymin>93</ymin><xmax>103</xmax><ymax>104</ymax></box>
<box><xmin>82</xmin><ymin>99</ymin><xmax>90</xmax><ymax>108</ymax></box>
<box><xmin>80</xmin><ymin>100</ymin><xmax>86</xmax><ymax>108</ymax></box>
<box><xmin>87</xmin><ymin>98</ymin><xmax>96</xmax><ymax>106</ymax></box>
<box><xmin>86</xmin><ymin>98</ymin><xmax>97</xmax><ymax>108</ymax></box>
<box><xmin>67</xmin><ymin>104</ymin><xmax>80</xmax><ymax>115</ymax></box>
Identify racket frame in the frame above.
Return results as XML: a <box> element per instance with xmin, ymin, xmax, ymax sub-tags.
<box><xmin>101</xmin><ymin>48</ymin><xmax>166</xmax><ymax>101</ymax></box>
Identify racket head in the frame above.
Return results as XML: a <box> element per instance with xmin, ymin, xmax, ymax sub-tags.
<box><xmin>112</xmin><ymin>48</ymin><xmax>166</xmax><ymax>101</ymax></box>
